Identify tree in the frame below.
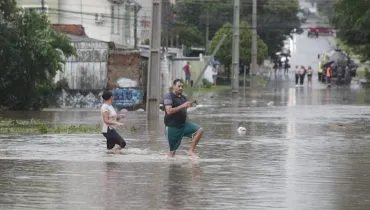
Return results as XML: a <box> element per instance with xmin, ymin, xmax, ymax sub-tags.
<box><xmin>175</xmin><ymin>0</ymin><xmax>301</xmax><ymax>56</ymax></box>
<box><xmin>258</xmin><ymin>0</ymin><xmax>301</xmax><ymax>56</ymax></box>
<box><xmin>208</xmin><ymin>21</ymin><xmax>268</xmax><ymax>69</ymax></box>
<box><xmin>174</xmin><ymin>0</ymin><xmax>234</xmax><ymax>48</ymax></box>
<box><xmin>0</xmin><ymin>1</ymin><xmax>75</xmax><ymax>110</ymax></box>
<box><xmin>170</xmin><ymin>21</ymin><xmax>204</xmax><ymax>47</ymax></box>
<box><xmin>0</xmin><ymin>0</ymin><xmax>17</xmax><ymax>21</ymax></box>
<box><xmin>331</xmin><ymin>0</ymin><xmax>370</xmax><ymax>61</ymax></box>
<box><xmin>311</xmin><ymin>0</ymin><xmax>335</xmax><ymax>18</ymax></box>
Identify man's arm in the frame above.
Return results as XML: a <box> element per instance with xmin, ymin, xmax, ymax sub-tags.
<box><xmin>165</xmin><ymin>104</ymin><xmax>188</xmax><ymax>115</ymax></box>
<box><xmin>164</xmin><ymin>93</ymin><xmax>192</xmax><ymax>115</ymax></box>
<box><xmin>102</xmin><ymin>111</ymin><xmax>124</xmax><ymax>126</ymax></box>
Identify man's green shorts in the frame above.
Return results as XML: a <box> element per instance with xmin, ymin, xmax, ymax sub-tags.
<box><xmin>165</xmin><ymin>122</ymin><xmax>201</xmax><ymax>151</ymax></box>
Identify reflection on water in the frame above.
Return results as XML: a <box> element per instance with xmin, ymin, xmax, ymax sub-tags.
<box><xmin>2</xmin><ymin>87</ymin><xmax>370</xmax><ymax>209</ymax></box>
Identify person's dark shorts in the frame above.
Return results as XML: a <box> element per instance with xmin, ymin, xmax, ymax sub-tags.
<box><xmin>102</xmin><ymin>128</ymin><xmax>126</xmax><ymax>150</ymax></box>
<box><xmin>165</xmin><ymin>122</ymin><xmax>201</xmax><ymax>151</ymax></box>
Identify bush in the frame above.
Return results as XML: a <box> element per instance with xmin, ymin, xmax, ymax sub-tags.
<box><xmin>365</xmin><ymin>68</ymin><xmax>370</xmax><ymax>81</ymax></box>
<box><xmin>55</xmin><ymin>78</ymin><xmax>69</xmax><ymax>91</ymax></box>
<box><xmin>202</xmin><ymin>78</ymin><xmax>212</xmax><ymax>88</ymax></box>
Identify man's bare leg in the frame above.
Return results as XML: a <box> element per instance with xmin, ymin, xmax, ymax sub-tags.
<box><xmin>188</xmin><ymin>128</ymin><xmax>204</xmax><ymax>158</ymax></box>
<box><xmin>107</xmin><ymin>144</ymin><xmax>121</xmax><ymax>154</ymax></box>
<box><xmin>167</xmin><ymin>151</ymin><xmax>176</xmax><ymax>158</ymax></box>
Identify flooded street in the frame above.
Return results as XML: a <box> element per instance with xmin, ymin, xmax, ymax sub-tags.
<box><xmin>2</xmin><ymin>33</ymin><xmax>370</xmax><ymax>209</ymax></box>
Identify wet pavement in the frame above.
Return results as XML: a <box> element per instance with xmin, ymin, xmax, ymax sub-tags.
<box><xmin>2</xmin><ymin>25</ymin><xmax>370</xmax><ymax>210</ymax></box>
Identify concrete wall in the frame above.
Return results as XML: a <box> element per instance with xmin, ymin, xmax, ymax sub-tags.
<box><xmin>107</xmin><ymin>50</ymin><xmax>141</xmax><ymax>89</ymax></box>
<box><xmin>55</xmin><ymin>41</ymin><xmax>109</xmax><ymax>90</ymax></box>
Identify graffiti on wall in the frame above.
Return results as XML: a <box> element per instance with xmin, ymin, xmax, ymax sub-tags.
<box><xmin>112</xmin><ymin>88</ymin><xmax>144</xmax><ymax>110</ymax></box>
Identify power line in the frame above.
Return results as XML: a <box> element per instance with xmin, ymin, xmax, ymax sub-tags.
<box><xmin>46</xmin><ymin>8</ymin><xmax>331</xmax><ymax>25</ymax></box>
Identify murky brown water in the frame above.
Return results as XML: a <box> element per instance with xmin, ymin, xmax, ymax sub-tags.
<box><xmin>2</xmin><ymin>22</ymin><xmax>370</xmax><ymax>209</ymax></box>
<box><xmin>2</xmin><ymin>85</ymin><xmax>370</xmax><ymax>210</ymax></box>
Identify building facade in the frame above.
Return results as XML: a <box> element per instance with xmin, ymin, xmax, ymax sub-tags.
<box><xmin>17</xmin><ymin>0</ymin><xmax>60</xmax><ymax>23</ymax></box>
<box><xmin>17</xmin><ymin>0</ymin><xmax>139</xmax><ymax>48</ymax></box>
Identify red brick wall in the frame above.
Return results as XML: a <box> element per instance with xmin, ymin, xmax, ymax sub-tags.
<box><xmin>107</xmin><ymin>50</ymin><xmax>141</xmax><ymax>89</ymax></box>
<box><xmin>52</xmin><ymin>24</ymin><xmax>86</xmax><ymax>36</ymax></box>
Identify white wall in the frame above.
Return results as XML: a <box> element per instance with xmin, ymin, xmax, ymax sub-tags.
<box><xmin>55</xmin><ymin>41</ymin><xmax>109</xmax><ymax>90</ymax></box>
<box><xmin>59</xmin><ymin>0</ymin><xmax>135</xmax><ymax>48</ymax></box>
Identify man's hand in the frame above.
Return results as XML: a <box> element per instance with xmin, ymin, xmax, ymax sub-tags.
<box><xmin>182</xmin><ymin>101</ymin><xmax>193</xmax><ymax>108</ymax></box>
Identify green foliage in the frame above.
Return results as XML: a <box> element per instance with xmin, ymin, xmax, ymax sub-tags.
<box><xmin>171</xmin><ymin>21</ymin><xmax>204</xmax><ymax>47</ymax></box>
<box><xmin>55</xmin><ymin>78</ymin><xmax>69</xmax><ymax>91</ymax></box>
<box><xmin>174</xmin><ymin>0</ymin><xmax>301</xmax><ymax>56</ymax></box>
<box><xmin>311</xmin><ymin>0</ymin><xmax>335</xmax><ymax>18</ymax></box>
<box><xmin>0</xmin><ymin>0</ymin><xmax>17</xmax><ymax>21</ymax></box>
<box><xmin>202</xmin><ymin>78</ymin><xmax>212</xmax><ymax>88</ymax></box>
<box><xmin>0</xmin><ymin>117</ymin><xmax>99</xmax><ymax>134</ymax></box>
<box><xmin>37</xmin><ymin>124</ymin><xmax>48</xmax><ymax>134</ymax></box>
<box><xmin>331</xmin><ymin>0</ymin><xmax>370</xmax><ymax>62</ymax></box>
<box><xmin>208</xmin><ymin>21</ymin><xmax>268</xmax><ymax>68</ymax></box>
<box><xmin>0</xmin><ymin>1</ymin><xmax>75</xmax><ymax>110</ymax></box>
<box><xmin>259</xmin><ymin>0</ymin><xmax>301</xmax><ymax>56</ymax></box>
<box><xmin>365</xmin><ymin>68</ymin><xmax>370</xmax><ymax>81</ymax></box>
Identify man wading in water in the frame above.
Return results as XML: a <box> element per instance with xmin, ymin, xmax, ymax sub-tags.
<box><xmin>163</xmin><ymin>79</ymin><xmax>204</xmax><ymax>158</ymax></box>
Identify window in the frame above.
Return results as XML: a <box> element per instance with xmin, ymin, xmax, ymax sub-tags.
<box><xmin>111</xmin><ymin>5</ymin><xmax>120</xmax><ymax>35</ymax></box>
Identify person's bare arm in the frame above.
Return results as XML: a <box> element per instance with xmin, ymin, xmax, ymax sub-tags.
<box><xmin>102</xmin><ymin>112</ymin><xmax>124</xmax><ymax>126</ymax></box>
<box><xmin>109</xmin><ymin>113</ymin><xmax>126</xmax><ymax>121</ymax></box>
<box><xmin>165</xmin><ymin>101</ymin><xmax>192</xmax><ymax>115</ymax></box>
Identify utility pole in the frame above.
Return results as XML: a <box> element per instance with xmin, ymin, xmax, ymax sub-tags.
<box><xmin>162</xmin><ymin>0</ymin><xmax>170</xmax><ymax>52</ymax></box>
<box><xmin>231</xmin><ymin>0</ymin><xmax>240</xmax><ymax>93</ymax></box>
<box><xmin>80</xmin><ymin>0</ymin><xmax>83</xmax><ymax>25</ymax></box>
<box><xmin>243</xmin><ymin>65</ymin><xmax>247</xmax><ymax>90</ymax></box>
<box><xmin>41</xmin><ymin>0</ymin><xmax>45</xmax><ymax>12</ymax></box>
<box><xmin>205</xmin><ymin>11</ymin><xmax>209</xmax><ymax>54</ymax></box>
<box><xmin>189</xmin><ymin>34</ymin><xmax>226</xmax><ymax>99</ymax></box>
<box><xmin>251</xmin><ymin>0</ymin><xmax>258</xmax><ymax>76</ymax></box>
<box><xmin>193</xmin><ymin>34</ymin><xmax>226</xmax><ymax>88</ymax></box>
<box><xmin>146</xmin><ymin>0</ymin><xmax>162</xmax><ymax>121</ymax></box>
<box><xmin>169</xmin><ymin>4</ymin><xmax>174</xmax><ymax>48</ymax></box>
<box><xmin>134</xmin><ymin>5</ymin><xmax>139</xmax><ymax>49</ymax></box>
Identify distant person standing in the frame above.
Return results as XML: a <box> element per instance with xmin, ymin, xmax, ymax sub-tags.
<box><xmin>318</xmin><ymin>59</ymin><xmax>323</xmax><ymax>82</ymax></box>
<box><xmin>212</xmin><ymin>65</ymin><xmax>218</xmax><ymax>85</ymax></box>
<box><xmin>100</xmin><ymin>90</ymin><xmax>126</xmax><ymax>153</ymax></box>
<box><xmin>307</xmin><ymin>66</ymin><xmax>313</xmax><ymax>86</ymax></box>
<box><xmin>326</xmin><ymin>66</ymin><xmax>332</xmax><ymax>87</ymax></box>
<box><xmin>295</xmin><ymin>65</ymin><xmax>300</xmax><ymax>86</ymax></box>
<box><xmin>183</xmin><ymin>62</ymin><xmax>191</xmax><ymax>86</ymax></box>
<box><xmin>299</xmin><ymin>65</ymin><xmax>306</xmax><ymax>85</ymax></box>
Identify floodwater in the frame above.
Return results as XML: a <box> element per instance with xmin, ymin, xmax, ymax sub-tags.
<box><xmin>2</xmin><ymin>85</ymin><xmax>370</xmax><ymax>210</ymax></box>
<box><xmin>2</xmin><ymin>21</ymin><xmax>370</xmax><ymax>210</ymax></box>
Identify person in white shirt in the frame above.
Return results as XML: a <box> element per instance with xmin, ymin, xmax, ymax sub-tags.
<box><xmin>101</xmin><ymin>90</ymin><xmax>126</xmax><ymax>153</ymax></box>
<box><xmin>212</xmin><ymin>66</ymin><xmax>218</xmax><ymax>85</ymax></box>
